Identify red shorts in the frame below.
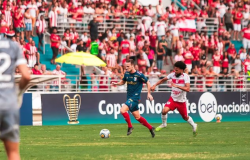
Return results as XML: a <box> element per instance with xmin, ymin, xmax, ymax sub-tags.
<box><xmin>164</xmin><ymin>97</ymin><xmax>188</xmax><ymax>119</ymax></box>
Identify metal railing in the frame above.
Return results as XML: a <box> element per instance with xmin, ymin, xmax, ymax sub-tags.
<box><xmin>25</xmin><ymin>74</ymin><xmax>250</xmax><ymax>93</ymax></box>
<box><xmin>56</xmin><ymin>14</ymin><xmax>143</xmax><ymax>36</ymax></box>
<box><xmin>196</xmin><ymin>17</ymin><xmax>219</xmax><ymax>34</ymax></box>
<box><xmin>54</xmin><ymin>14</ymin><xmax>218</xmax><ymax>36</ymax></box>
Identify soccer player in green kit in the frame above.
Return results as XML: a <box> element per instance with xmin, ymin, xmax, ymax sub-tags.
<box><xmin>112</xmin><ymin>59</ymin><xmax>155</xmax><ymax>137</ymax></box>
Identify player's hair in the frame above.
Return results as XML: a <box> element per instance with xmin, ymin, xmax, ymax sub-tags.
<box><xmin>174</xmin><ymin>61</ymin><xmax>186</xmax><ymax>70</ymax></box>
<box><xmin>126</xmin><ymin>59</ymin><xmax>134</xmax><ymax>66</ymax></box>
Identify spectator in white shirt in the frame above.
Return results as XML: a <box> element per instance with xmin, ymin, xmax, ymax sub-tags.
<box><xmin>240</xmin><ymin>48</ymin><xmax>247</xmax><ymax>61</ymax></box>
<box><xmin>58</xmin><ymin>3</ymin><xmax>68</xmax><ymax>23</ymax></box>
<box><xmin>233</xmin><ymin>54</ymin><xmax>242</xmax><ymax>72</ymax></box>
<box><xmin>149</xmin><ymin>66</ymin><xmax>161</xmax><ymax>91</ymax></box>
<box><xmin>218</xmin><ymin>1</ymin><xmax>227</xmax><ymax>23</ymax></box>
<box><xmin>52</xmin><ymin>65</ymin><xmax>66</xmax><ymax>90</ymax></box>
<box><xmin>49</xmin><ymin>5</ymin><xmax>58</xmax><ymax>27</ymax></box>
<box><xmin>20</xmin><ymin>0</ymin><xmax>27</xmax><ymax>14</ymax></box>
<box><xmin>156</xmin><ymin>0</ymin><xmax>164</xmax><ymax>17</ymax></box>
<box><xmin>138</xmin><ymin>49</ymin><xmax>150</xmax><ymax>68</ymax></box>
<box><xmin>155</xmin><ymin>16</ymin><xmax>167</xmax><ymax>40</ymax></box>
<box><xmin>71</xmin><ymin>43</ymin><xmax>78</xmax><ymax>52</ymax></box>
<box><xmin>81</xmin><ymin>32</ymin><xmax>88</xmax><ymax>42</ymax></box>
<box><xmin>84</xmin><ymin>3</ymin><xmax>95</xmax><ymax>19</ymax></box>
<box><xmin>142</xmin><ymin>16</ymin><xmax>153</xmax><ymax>29</ymax></box>
<box><xmin>36</xmin><ymin>0</ymin><xmax>42</xmax><ymax>8</ymax></box>
<box><xmin>174</xmin><ymin>49</ymin><xmax>184</xmax><ymax>62</ymax></box>
<box><xmin>242</xmin><ymin>8</ymin><xmax>250</xmax><ymax>28</ymax></box>
<box><xmin>147</xmin><ymin>4</ymin><xmax>156</xmax><ymax>18</ymax></box>
<box><xmin>137</xmin><ymin>19</ymin><xmax>148</xmax><ymax>36</ymax></box>
<box><xmin>149</xmin><ymin>22</ymin><xmax>157</xmax><ymax>35</ymax></box>
<box><xmin>126</xmin><ymin>29</ymin><xmax>135</xmax><ymax>39</ymax></box>
<box><xmin>59</xmin><ymin>36</ymin><xmax>67</xmax><ymax>55</ymax></box>
<box><xmin>36</xmin><ymin>15</ymin><xmax>46</xmax><ymax>50</ymax></box>
<box><xmin>28</xmin><ymin>0</ymin><xmax>38</xmax><ymax>36</ymax></box>
<box><xmin>169</xmin><ymin>20</ymin><xmax>179</xmax><ymax>41</ymax></box>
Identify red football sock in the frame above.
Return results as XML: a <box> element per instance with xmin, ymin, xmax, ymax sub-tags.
<box><xmin>122</xmin><ymin>112</ymin><xmax>132</xmax><ymax>128</ymax></box>
<box><xmin>137</xmin><ymin>116</ymin><xmax>152</xmax><ymax>130</ymax></box>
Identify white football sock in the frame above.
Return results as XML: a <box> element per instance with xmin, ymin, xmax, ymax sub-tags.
<box><xmin>161</xmin><ymin>114</ymin><xmax>167</xmax><ymax>126</ymax></box>
<box><xmin>187</xmin><ymin>116</ymin><xmax>195</xmax><ymax>127</ymax></box>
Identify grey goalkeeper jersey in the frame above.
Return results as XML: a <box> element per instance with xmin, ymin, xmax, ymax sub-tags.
<box><xmin>0</xmin><ymin>38</ymin><xmax>26</xmax><ymax>110</ymax></box>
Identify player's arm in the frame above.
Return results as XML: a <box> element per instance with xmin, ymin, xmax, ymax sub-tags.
<box><xmin>15</xmin><ymin>43</ymin><xmax>31</xmax><ymax>107</ymax></box>
<box><xmin>171</xmin><ymin>82</ymin><xmax>190</xmax><ymax>92</ymax></box>
<box><xmin>146</xmin><ymin>81</ymin><xmax>153</xmax><ymax>101</ymax></box>
<box><xmin>112</xmin><ymin>80</ymin><xmax>126</xmax><ymax>86</ymax></box>
<box><xmin>112</xmin><ymin>74</ymin><xmax>126</xmax><ymax>86</ymax></box>
<box><xmin>16</xmin><ymin>44</ymin><xmax>31</xmax><ymax>90</ymax></box>
<box><xmin>18</xmin><ymin>64</ymin><xmax>31</xmax><ymax>90</ymax></box>
<box><xmin>150</xmin><ymin>77</ymin><xmax>168</xmax><ymax>91</ymax></box>
<box><xmin>139</xmin><ymin>73</ymin><xmax>153</xmax><ymax>101</ymax></box>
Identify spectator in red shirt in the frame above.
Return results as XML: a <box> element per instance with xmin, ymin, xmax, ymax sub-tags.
<box><xmin>32</xmin><ymin>64</ymin><xmax>42</xmax><ymax>75</ymax></box>
<box><xmin>183</xmin><ymin>46</ymin><xmax>194</xmax><ymax>72</ymax></box>
<box><xmin>243</xmin><ymin>54</ymin><xmax>250</xmax><ymax>73</ymax></box>
<box><xmin>0</xmin><ymin>14</ymin><xmax>9</xmax><ymax>36</ymax></box>
<box><xmin>120</xmin><ymin>36</ymin><xmax>131</xmax><ymax>62</ymax></box>
<box><xmin>50</xmin><ymin>27</ymin><xmax>61</xmax><ymax>64</ymax></box>
<box><xmin>14</xmin><ymin>7</ymin><xmax>25</xmax><ymax>40</ymax></box>
<box><xmin>222</xmin><ymin>51</ymin><xmax>229</xmax><ymax>71</ymax></box>
<box><xmin>191</xmin><ymin>42</ymin><xmax>201</xmax><ymax>69</ymax></box>
<box><xmin>233</xmin><ymin>7</ymin><xmax>243</xmax><ymax>40</ymax></box>
<box><xmin>137</xmin><ymin>53</ymin><xmax>147</xmax><ymax>72</ymax></box>
<box><xmin>205</xmin><ymin>36</ymin><xmax>215</xmax><ymax>56</ymax></box>
<box><xmin>149</xmin><ymin>30</ymin><xmax>158</xmax><ymax>53</ymax></box>
<box><xmin>227</xmin><ymin>43</ymin><xmax>237</xmax><ymax>63</ymax></box>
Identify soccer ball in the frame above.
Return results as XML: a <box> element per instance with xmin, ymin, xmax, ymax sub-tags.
<box><xmin>215</xmin><ymin>114</ymin><xmax>222</xmax><ymax>121</ymax></box>
<box><xmin>100</xmin><ymin>129</ymin><xmax>110</xmax><ymax>138</ymax></box>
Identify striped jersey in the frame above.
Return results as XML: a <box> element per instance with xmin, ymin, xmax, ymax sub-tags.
<box><xmin>167</xmin><ymin>72</ymin><xmax>190</xmax><ymax>102</ymax></box>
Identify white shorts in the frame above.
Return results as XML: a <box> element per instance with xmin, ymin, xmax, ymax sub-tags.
<box><xmin>28</xmin><ymin>59</ymin><xmax>36</xmax><ymax>68</ymax></box>
<box><xmin>243</xmin><ymin>38</ymin><xmax>250</xmax><ymax>49</ymax></box>
<box><xmin>186</xmin><ymin>64</ymin><xmax>192</xmax><ymax>72</ymax></box>
<box><xmin>234</xmin><ymin>24</ymin><xmax>241</xmax><ymax>31</ymax></box>
<box><xmin>121</xmin><ymin>53</ymin><xmax>129</xmax><ymax>62</ymax></box>
<box><xmin>213</xmin><ymin>66</ymin><xmax>220</xmax><ymax>74</ymax></box>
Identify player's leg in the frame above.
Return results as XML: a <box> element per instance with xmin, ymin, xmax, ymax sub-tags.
<box><xmin>120</xmin><ymin>101</ymin><xmax>133</xmax><ymax>135</ymax></box>
<box><xmin>155</xmin><ymin>107</ymin><xmax>171</xmax><ymax>131</ymax></box>
<box><xmin>3</xmin><ymin>140</ymin><xmax>20</xmax><ymax>160</ymax></box>
<box><xmin>176</xmin><ymin>103</ymin><xmax>198</xmax><ymax>137</ymax></box>
<box><xmin>0</xmin><ymin>110</ymin><xmax>21</xmax><ymax>160</ymax></box>
<box><xmin>131</xmin><ymin>110</ymin><xmax>155</xmax><ymax>138</ymax></box>
<box><xmin>155</xmin><ymin>97</ymin><xmax>176</xmax><ymax>132</ymax></box>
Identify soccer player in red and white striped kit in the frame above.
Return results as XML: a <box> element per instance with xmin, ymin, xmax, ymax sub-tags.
<box><xmin>151</xmin><ymin>61</ymin><xmax>198</xmax><ymax>136</ymax></box>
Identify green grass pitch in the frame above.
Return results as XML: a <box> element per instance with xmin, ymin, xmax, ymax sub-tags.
<box><xmin>0</xmin><ymin>122</ymin><xmax>250</xmax><ymax>160</ymax></box>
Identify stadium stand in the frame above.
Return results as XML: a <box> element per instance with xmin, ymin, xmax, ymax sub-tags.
<box><xmin>1</xmin><ymin>0</ymin><xmax>249</xmax><ymax>92</ymax></box>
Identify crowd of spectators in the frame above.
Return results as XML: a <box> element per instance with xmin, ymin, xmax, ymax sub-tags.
<box><xmin>1</xmin><ymin>0</ymin><xmax>250</xmax><ymax>91</ymax></box>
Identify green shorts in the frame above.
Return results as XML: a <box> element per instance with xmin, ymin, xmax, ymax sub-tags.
<box><xmin>16</xmin><ymin>27</ymin><xmax>24</xmax><ymax>32</ymax></box>
<box><xmin>125</xmin><ymin>99</ymin><xmax>139</xmax><ymax>112</ymax></box>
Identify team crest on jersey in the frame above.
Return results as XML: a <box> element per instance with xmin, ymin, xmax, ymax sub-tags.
<box><xmin>176</xmin><ymin>79</ymin><xmax>179</xmax><ymax>83</ymax></box>
<box><xmin>134</xmin><ymin>77</ymin><xmax>137</xmax><ymax>81</ymax></box>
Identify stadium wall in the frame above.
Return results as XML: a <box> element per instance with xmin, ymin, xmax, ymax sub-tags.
<box><xmin>40</xmin><ymin>92</ymin><xmax>250</xmax><ymax>125</ymax></box>
<box><xmin>20</xmin><ymin>93</ymin><xmax>33</xmax><ymax>125</ymax></box>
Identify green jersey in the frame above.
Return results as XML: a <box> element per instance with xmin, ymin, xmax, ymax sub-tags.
<box><xmin>90</xmin><ymin>42</ymin><xmax>99</xmax><ymax>55</ymax></box>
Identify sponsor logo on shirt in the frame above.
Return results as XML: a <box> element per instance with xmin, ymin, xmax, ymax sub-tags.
<box><xmin>127</xmin><ymin>81</ymin><xmax>137</xmax><ymax>85</ymax></box>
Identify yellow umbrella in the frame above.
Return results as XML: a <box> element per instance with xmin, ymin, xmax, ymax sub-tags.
<box><xmin>55</xmin><ymin>52</ymin><xmax>106</xmax><ymax>67</ymax></box>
